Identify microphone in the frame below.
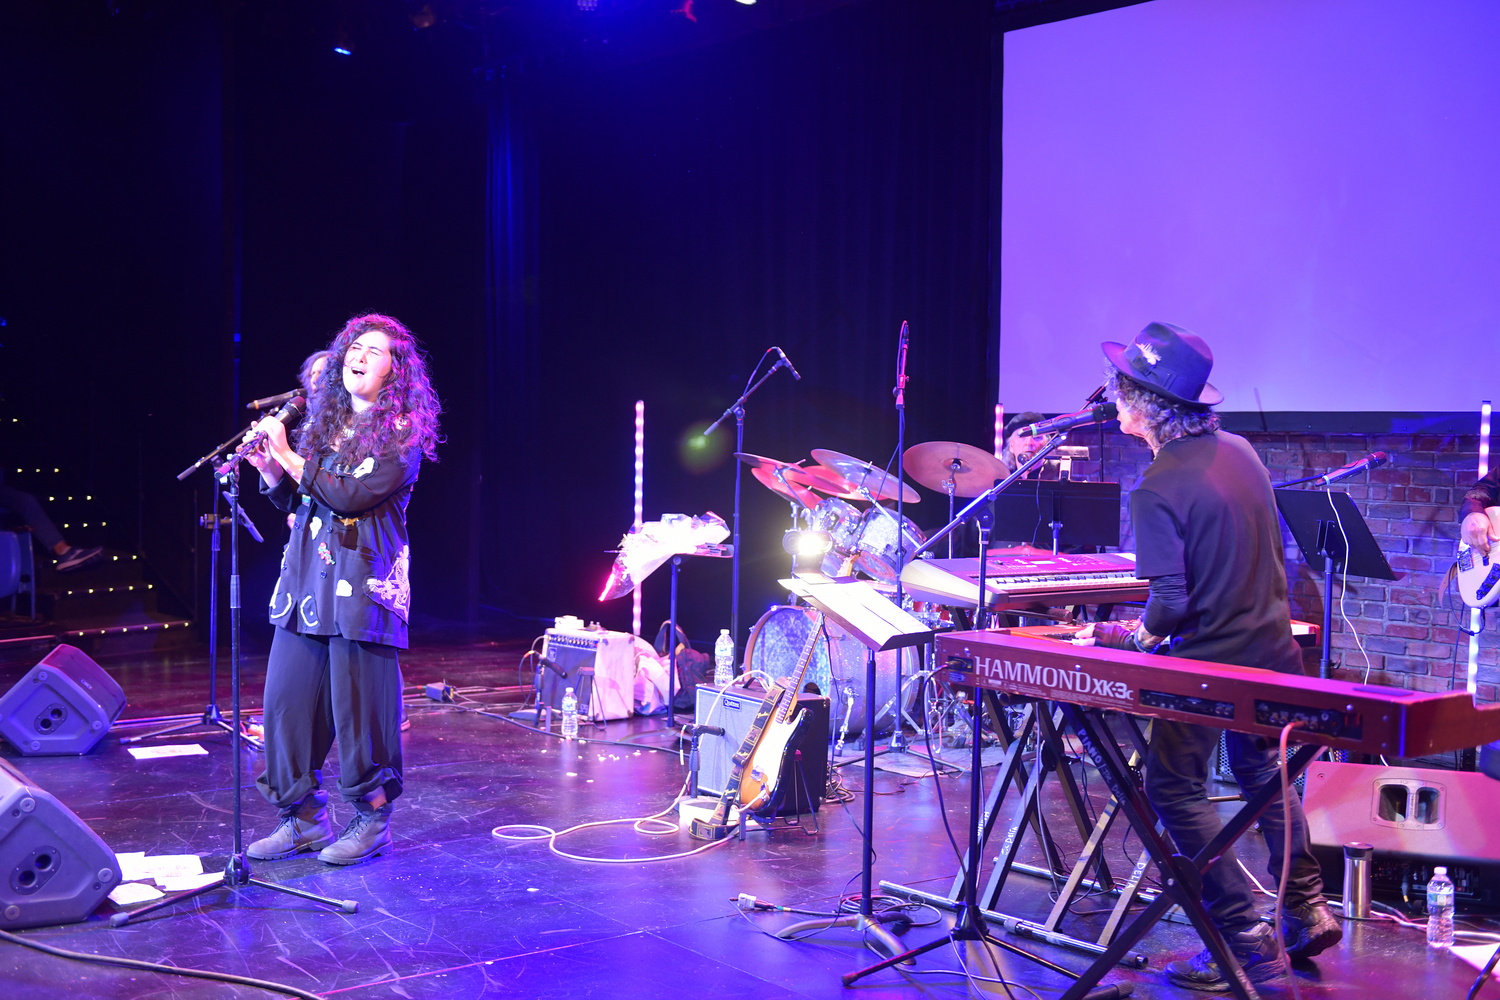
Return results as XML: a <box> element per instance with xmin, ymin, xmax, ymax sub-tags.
<box><xmin>246</xmin><ymin>389</ymin><xmax>301</xmax><ymax>411</ymax></box>
<box><xmin>894</xmin><ymin>321</ymin><xmax>908</xmax><ymax>409</ymax></box>
<box><xmin>214</xmin><ymin>396</ymin><xmax>307</xmax><ymax>476</ymax></box>
<box><xmin>774</xmin><ymin>347</ymin><xmax>802</xmax><ymax>381</ymax></box>
<box><xmin>684</xmin><ymin>723</ymin><xmax>725</xmax><ymax>737</ymax></box>
<box><xmin>1016</xmin><ymin>402</ymin><xmax>1119</xmax><ymax>438</ymax></box>
<box><xmin>1313</xmin><ymin>451</ymin><xmax>1389</xmax><ymax>487</ymax></box>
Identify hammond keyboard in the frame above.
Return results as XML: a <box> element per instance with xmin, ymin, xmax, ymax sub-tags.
<box><xmin>937</xmin><ymin>628</ymin><xmax>1500</xmax><ymax>757</ymax></box>
<box><xmin>900</xmin><ymin>552</ymin><xmax>1148</xmax><ymax>611</ymax></box>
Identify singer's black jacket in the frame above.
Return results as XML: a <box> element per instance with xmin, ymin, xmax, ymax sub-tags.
<box><xmin>260</xmin><ymin>448</ymin><xmax>421</xmax><ymax>648</ymax></box>
<box><xmin>1461</xmin><ymin>469</ymin><xmax>1500</xmax><ymax>521</ymax></box>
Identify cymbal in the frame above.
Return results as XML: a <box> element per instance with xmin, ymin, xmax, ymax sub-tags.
<box><xmin>751</xmin><ymin>465</ymin><xmax>820</xmax><ymax>508</ymax></box>
<box><xmin>903</xmin><ymin>441</ymin><xmax>1009</xmax><ymax>497</ymax></box>
<box><xmin>792</xmin><ymin>463</ymin><xmax>864</xmax><ymax>500</ymax></box>
<box><xmin>810</xmin><ymin>449</ymin><xmax>920</xmax><ymax>504</ymax></box>
<box><xmin>735</xmin><ymin>452</ymin><xmax>801</xmax><ymax>472</ymax></box>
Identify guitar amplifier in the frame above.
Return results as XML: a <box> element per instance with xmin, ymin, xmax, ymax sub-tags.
<box><xmin>694</xmin><ymin>684</ymin><xmax>829</xmax><ymax>816</ymax></box>
<box><xmin>538</xmin><ymin>626</ymin><xmax>638</xmax><ymax>721</ymax></box>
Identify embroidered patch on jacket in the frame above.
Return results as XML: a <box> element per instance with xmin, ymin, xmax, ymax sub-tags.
<box><xmin>352</xmin><ymin>457</ymin><xmax>376</xmax><ymax>479</ymax></box>
<box><xmin>269</xmin><ymin>578</ymin><xmax>292</xmax><ymax>619</ymax></box>
<box><xmin>336</xmin><ymin>579</ymin><xmax>353</xmax><ymax>597</ymax></box>
<box><xmin>308</xmin><ymin>515</ymin><xmax>323</xmax><ymax>537</ymax></box>
<box><xmin>299</xmin><ymin>595</ymin><xmax>320</xmax><ymax>628</ymax></box>
<box><xmin>364</xmin><ymin>544</ymin><xmax>411</xmax><ymax>620</ymax></box>
<box><xmin>317</xmin><ymin>541</ymin><xmax>334</xmax><ymax>565</ymax></box>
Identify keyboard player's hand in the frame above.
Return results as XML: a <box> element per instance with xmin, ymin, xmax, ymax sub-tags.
<box><xmin>1072</xmin><ymin>621</ymin><xmax>1137</xmax><ymax>649</ymax></box>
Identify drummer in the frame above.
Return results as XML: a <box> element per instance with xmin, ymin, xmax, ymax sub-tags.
<box><xmin>998</xmin><ymin>411</ymin><xmax>1057</xmax><ymax>478</ymax></box>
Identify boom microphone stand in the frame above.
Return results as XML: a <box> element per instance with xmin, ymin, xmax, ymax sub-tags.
<box><xmin>114</xmin><ymin>415</ymin><xmax>353</xmax><ymax>927</ymax></box>
<box><xmin>890</xmin><ymin>322</ymin><xmax>910</xmax><ymax>752</ymax></box>
<box><xmin>704</xmin><ymin>348</ymin><xmax>799</xmax><ymax>662</ymax></box>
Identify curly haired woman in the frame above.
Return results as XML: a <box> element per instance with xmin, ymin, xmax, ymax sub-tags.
<box><xmin>241</xmin><ymin>314</ymin><xmax>441</xmax><ymax>865</ymax></box>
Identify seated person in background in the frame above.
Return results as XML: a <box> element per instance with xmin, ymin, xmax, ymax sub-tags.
<box><xmin>998</xmin><ymin>411</ymin><xmax>1049</xmax><ymax>475</ymax></box>
<box><xmin>0</xmin><ymin>470</ymin><xmax>103</xmax><ymax>572</ymax></box>
<box><xmin>1460</xmin><ymin>469</ymin><xmax>1500</xmax><ymax>555</ymax></box>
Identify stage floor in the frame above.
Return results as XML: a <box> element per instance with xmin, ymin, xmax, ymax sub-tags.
<box><xmin>0</xmin><ymin>632</ymin><xmax>1495</xmax><ymax>999</ymax></box>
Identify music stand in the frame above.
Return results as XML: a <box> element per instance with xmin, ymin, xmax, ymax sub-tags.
<box><xmin>774</xmin><ymin>574</ymin><xmax>931</xmax><ymax>961</ymax></box>
<box><xmin>1274</xmin><ymin>488</ymin><xmax>1398</xmax><ymax>679</ymax></box>
<box><xmin>991</xmin><ymin>480</ymin><xmax>1121</xmax><ymax>554</ymax></box>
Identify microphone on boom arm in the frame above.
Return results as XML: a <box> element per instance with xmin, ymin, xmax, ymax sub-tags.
<box><xmin>246</xmin><ymin>389</ymin><xmax>301</xmax><ymax>411</ymax></box>
<box><xmin>1015</xmin><ymin>402</ymin><xmax>1119</xmax><ymax>438</ymax></box>
<box><xmin>1313</xmin><ymin>451</ymin><xmax>1389</xmax><ymax>487</ymax></box>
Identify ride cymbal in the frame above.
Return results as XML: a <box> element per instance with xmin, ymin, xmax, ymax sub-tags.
<box><xmin>809</xmin><ymin>449</ymin><xmax>920</xmax><ymax>504</ymax></box>
<box><xmin>903</xmin><ymin>441</ymin><xmax>1009</xmax><ymax>497</ymax></box>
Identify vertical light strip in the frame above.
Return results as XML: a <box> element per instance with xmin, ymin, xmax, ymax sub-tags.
<box><xmin>633</xmin><ymin>400</ymin><xmax>645</xmax><ymax>639</ymax></box>
<box><xmin>1469</xmin><ymin>400</ymin><xmax>1491</xmax><ymax>696</ymax></box>
<box><xmin>994</xmin><ymin>404</ymin><xmax>1005</xmax><ymax>457</ymax></box>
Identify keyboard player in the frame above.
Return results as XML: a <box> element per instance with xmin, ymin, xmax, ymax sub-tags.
<box><xmin>1073</xmin><ymin>322</ymin><xmax>1341</xmax><ymax>991</ymax></box>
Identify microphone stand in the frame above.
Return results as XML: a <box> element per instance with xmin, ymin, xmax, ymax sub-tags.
<box><xmin>891</xmin><ymin>322</ymin><xmax>910</xmax><ymax>752</ymax></box>
<box><xmin>114</xmin><ymin>463</ymin><xmax>356</xmax><ymax>927</ymax></box>
<box><xmin>704</xmin><ymin>355</ymin><xmax>794</xmax><ymax>664</ymax></box>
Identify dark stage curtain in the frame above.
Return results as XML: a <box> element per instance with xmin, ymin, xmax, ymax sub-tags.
<box><xmin>483</xmin><ymin>0</ymin><xmax>995</xmax><ymax>646</ymax></box>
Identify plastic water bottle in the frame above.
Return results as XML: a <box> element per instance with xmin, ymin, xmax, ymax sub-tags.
<box><xmin>1427</xmin><ymin>866</ymin><xmax>1455</xmax><ymax>948</ymax></box>
<box><xmin>714</xmin><ymin>629</ymin><xmax>735</xmax><ymax>686</ymax></box>
<box><xmin>560</xmin><ymin>687</ymin><xmax>579</xmax><ymax>741</ymax></box>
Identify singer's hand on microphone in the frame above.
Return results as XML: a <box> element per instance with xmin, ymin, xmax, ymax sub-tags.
<box><xmin>1462</xmin><ymin>512</ymin><xmax>1495</xmax><ymax>556</ymax></box>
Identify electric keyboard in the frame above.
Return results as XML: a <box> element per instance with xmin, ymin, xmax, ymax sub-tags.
<box><xmin>938</xmin><ymin>628</ymin><xmax>1500</xmax><ymax>757</ymax></box>
<box><xmin>900</xmin><ymin>552</ymin><xmax>1149</xmax><ymax>610</ymax></box>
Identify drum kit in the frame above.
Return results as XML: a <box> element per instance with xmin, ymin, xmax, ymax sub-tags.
<box><xmin>736</xmin><ymin>438</ymin><xmax>1022</xmax><ymax>739</ymax></box>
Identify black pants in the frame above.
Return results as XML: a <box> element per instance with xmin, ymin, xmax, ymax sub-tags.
<box><xmin>1144</xmin><ymin>719</ymin><xmax>1324</xmax><ymax>933</ymax></box>
<box><xmin>255</xmin><ymin>627</ymin><xmax>404</xmax><ymax>811</ymax></box>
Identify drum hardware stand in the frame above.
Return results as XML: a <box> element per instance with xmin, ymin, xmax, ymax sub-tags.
<box><xmin>892</xmin><ymin>322</ymin><xmax>909</xmax><ymax>750</ymax></box>
<box><xmin>704</xmin><ymin>350</ymin><xmax>799</xmax><ymax>670</ymax></box>
<box><xmin>113</xmin><ymin>464</ymin><xmax>355</xmax><ymax>927</ymax></box>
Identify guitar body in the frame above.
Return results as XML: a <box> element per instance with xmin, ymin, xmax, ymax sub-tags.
<box><xmin>1457</xmin><ymin>507</ymin><xmax>1500</xmax><ymax>608</ymax></box>
<box><xmin>740</xmin><ymin>707</ymin><xmax>808</xmax><ymax>815</ymax></box>
<box><xmin>687</xmin><ymin>614</ymin><xmax>825</xmax><ymax>841</ymax></box>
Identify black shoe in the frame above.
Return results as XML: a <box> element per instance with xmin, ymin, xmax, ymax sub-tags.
<box><xmin>55</xmin><ymin>545</ymin><xmax>104</xmax><ymax>572</ymax></box>
<box><xmin>1164</xmin><ymin>921</ymin><xmax>1288</xmax><ymax>993</ymax></box>
<box><xmin>1283</xmin><ymin>899</ymin><xmax>1342</xmax><ymax>959</ymax></box>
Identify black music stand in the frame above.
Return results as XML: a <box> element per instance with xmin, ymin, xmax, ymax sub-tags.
<box><xmin>664</xmin><ymin>544</ymin><xmax>733</xmax><ymax>727</ymax></box>
<box><xmin>774</xmin><ymin>575</ymin><xmax>931</xmax><ymax>962</ymax></box>
<box><xmin>992</xmin><ymin>480</ymin><xmax>1121</xmax><ymax>554</ymax></box>
<box><xmin>1274</xmin><ymin>489</ymin><xmax>1397</xmax><ymax>679</ymax></box>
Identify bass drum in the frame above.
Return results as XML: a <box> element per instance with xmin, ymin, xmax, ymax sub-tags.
<box><xmin>744</xmin><ymin>605</ymin><xmax>919</xmax><ymax>737</ymax></box>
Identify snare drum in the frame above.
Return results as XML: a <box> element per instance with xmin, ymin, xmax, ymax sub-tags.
<box><xmin>850</xmin><ymin>506</ymin><xmax>926</xmax><ymax>583</ymax></box>
<box><xmin>744</xmin><ymin>605</ymin><xmax>919</xmax><ymax>736</ymax></box>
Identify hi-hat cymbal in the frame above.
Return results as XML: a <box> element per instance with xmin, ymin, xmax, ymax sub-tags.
<box><xmin>810</xmin><ymin>449</ymin><xmax>920</xmax><ymax>504</ymax></box>
<box><xmin>903</xmin><ymin>441</ymin><xmax>1009</xmax><ymax>497</ymax></box>
<box><xmin>751</xmin><ymin>465</ymin><xmax>820</xmax><ymax>508</ymax></box>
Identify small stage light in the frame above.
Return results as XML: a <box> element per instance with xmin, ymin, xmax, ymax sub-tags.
<box><xmin>333</xmin><ymin>46</ymin><xmax>352</xmax><ymax>56</ymax></box>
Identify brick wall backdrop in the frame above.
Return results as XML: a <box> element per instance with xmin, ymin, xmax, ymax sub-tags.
<box><xmin>1076</xmin><ymin>429</ymin><xmax>1493</xmax><ymax>702</ymax></box>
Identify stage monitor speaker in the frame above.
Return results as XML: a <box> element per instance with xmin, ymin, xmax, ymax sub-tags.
<box><xmin>694</xmin><ymin>684</ymin><xmax>829</xmax><ymax>816</ymax></box>
<box><xmin>0</xmin><ymin>644</ymin><xmax>126</xmax><ymax>755</ymax></box>
<box><xmin>1305</xmin><ymin>760</ymin><xmax>1500</xmax><ymax>909</ymax></box>
<box><xmin>0</xmin><ymin>757</ymin><xmax>121</xmax><ymax>928</ymax></box>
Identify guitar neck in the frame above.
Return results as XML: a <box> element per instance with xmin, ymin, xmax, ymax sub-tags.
<box><xmin>777</xmin><ymin>614</ymin><xmax>824</xmax><ymax>724</ymax></box>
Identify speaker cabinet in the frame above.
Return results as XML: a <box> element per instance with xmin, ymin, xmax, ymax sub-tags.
<box><xmin>0</xmin><ymin>644</ymin><xmax>126</xmax><ymax>755</ymax></box>
<box><xmin>1305</xmin><ymin>760</ymin><xmax>1500</xmax><ymax>909</ymax></box>
<box><xmin>694</xmin><ymin>684</ymin><xmax>829</xmax><ymax>815</ymax></box>
<box><xmin>0</xmin><ymin>757</ymin><xmax>120</xmax><ymax>928</ymax></box>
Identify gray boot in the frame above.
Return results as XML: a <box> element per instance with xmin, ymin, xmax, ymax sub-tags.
<box><xmin>318</xmin><ymin>801</ymin><xmax>393</xmax><ymax>866</ymax></box>
<box><xmin>247</xmin><ymin>790</ymin><xmax>336</xmax><ymax>860</ymax></box>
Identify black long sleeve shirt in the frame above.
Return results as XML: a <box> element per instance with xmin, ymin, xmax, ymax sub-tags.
<box><xmin>261</xmin><ymin>448</ymin><xmax>421</xmax><ymax>648</ymax></box>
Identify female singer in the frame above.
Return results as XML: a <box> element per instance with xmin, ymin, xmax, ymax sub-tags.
<box><xmin>242</xmin><ymin>314</ymin><xmax>441</xmax><ymax>865</ymax></box>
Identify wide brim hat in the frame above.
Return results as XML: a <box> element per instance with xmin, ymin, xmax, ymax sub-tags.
<box><xmin>1102</xmin><ymin>321</ymin><xmax>1224</xmax><ymax>407</ymax></box>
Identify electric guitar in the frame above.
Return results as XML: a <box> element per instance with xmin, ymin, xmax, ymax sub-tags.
<box><xmin>687</xmin><ymin>614</ymin><xmax>823</xmax><ymax>840</ymax></box>
<box><xmin>739</xmin><ymin>613</ymin><xmax>824</xmax><ymax>816</ymax></box>
<box><xmin>1457</xmin><ymin>507</ymin><xmax>1500</xmax><ymax>608</ymax></box>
